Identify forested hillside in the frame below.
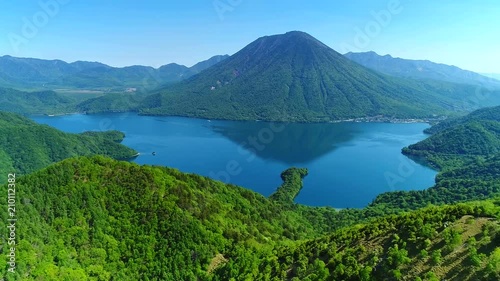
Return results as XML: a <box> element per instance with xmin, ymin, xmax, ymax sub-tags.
<box><xmin>0</xmin><ymin>87</ymin><xmax>75</xmax><ymax>115</ymax></box>
<box><xmin>0</xmin><ymin>156</ymin><xmax>344</xmax><ymax>280</ymax></box>
<box><xmin>0</xmin><ymin>111</ymin><xmax>137</xmax><ymax>181</ymax></box>
<box><xmin>425</xmin><ymin>105</ymin><xmax>500</xmax><ymax>134</ymax></box>
<box><xmin>372</xmin><ymin>106</ymin><xmax>500</xmax><ymax>211</ymax></box>
<box><xmin>139</xmin><ymin>31</ymin><xmax>492</xmax><ymax>122</ymax></box>
<box><xmin>403</xmin><ymin>106</ymin><xmax>500</xmax><ymax>169</ymax></box>
<box><xmin>216</xmin><ymin>199</ymin><xmax>500</xmax><ymax>281</ymax></box>
<box><xmin>0</xmin><ymin>86</ymin><xmax>149</xmax><ymax>115</ymax></box>
<box><xmin>1</xmin><ymin>97</ymin><xmax>500</xmax><ymax>280</ymax></box>
<box><xmin>75</xmin><ymin>93</ymin><xmax>143</xmax><ymax>113</ymax></box>
<box><xmin>1</xmin><ymin>155</ymin><xmax>499</xmax><ymax>280</ymax></box>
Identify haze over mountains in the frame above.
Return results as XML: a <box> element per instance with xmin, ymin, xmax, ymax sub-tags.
<box><xmin>482</xmin><ymin>73</ymin><xmax>500</xmax><ymax>80</ymax></box>
<box><xmin>2</xmin><ymin>27</ymin><xmax>500</xmax><ymax>280</ymax></box>
<box><xmin>345</xmin><ymin>51</ymin><xmax>500</xmax><ymax>89</ymax></box>
<box><xmin>0</xmin><ymin>54</ymin><xmax>229</xmax><ymax>91</ymax></box>
<box><xmin>139</xmin><ymin>31</ymin><xmax>499</xmax><ymax>121</ymax></box>
<box><xmin>1</xmin><ymin>31</ymin><xmax>500</xmax><ymax>121</ymax></box>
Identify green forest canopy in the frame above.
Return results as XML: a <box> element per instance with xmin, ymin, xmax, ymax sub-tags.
<box><xmin>0</xmin><ymin>111</ymin><xmax>137</xmax><ymax>182</ymax></box>
<box><xmin>0</xmin><ymin>106</ymin><xmax>499</xmax><ymax>280</ymax></box>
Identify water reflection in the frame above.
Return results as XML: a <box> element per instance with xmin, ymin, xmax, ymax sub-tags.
<box><xmin>210</xmin><ymin>121</ymin><xmax>361</xmax><ymax>165</ymax></box>
<box><xmin>31</xmin><ymin>114</ymin><xmax>437</xmax><ymax>208</ymax></box>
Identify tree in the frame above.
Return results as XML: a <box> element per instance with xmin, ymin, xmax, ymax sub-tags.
<box><xmin>431</xmin><ymin>250</ymin><xmax>442</xmax><ymax>265</ymax></box>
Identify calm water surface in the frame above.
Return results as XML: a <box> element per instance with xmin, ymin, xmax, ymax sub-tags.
<box><xmin>32</xmin><ymin>113</ymin><xmax>437</xmax><ymax>208</ymax></box>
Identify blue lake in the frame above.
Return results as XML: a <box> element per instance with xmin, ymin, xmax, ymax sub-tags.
<box><xmin>32</xmin><ymin>113</ymin><xmax>437</xmax><ymax>208</ymax></box>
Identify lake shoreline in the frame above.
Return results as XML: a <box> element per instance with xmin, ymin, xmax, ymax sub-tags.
<box><xmin>328</xmin><ymin>116</ymin><xmax>447</xmax><ymax>124</ymax></box>
<box><xmin>24</xmin><ymin>108</ymin><xmax>451</xmax><ymax>126</ymax></box>
<box><xmin>31</xmin><ymin>113</ymin><xmax>438</xmax><ymax>209</ymax></box>
<box><xmin>45</xmin><ymin>110</ymin><xmax>447</xmax><ymax>125</ymax></box>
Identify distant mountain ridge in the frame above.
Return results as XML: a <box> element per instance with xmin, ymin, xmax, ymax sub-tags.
<box><xmin>139</xmin><ymin>31</ymin><xmax>499</xmax><ymax>121</ymax></box>
<box><xmin>0</xmin><ymin>54</ymin><xmax>229</xmax><ymax>91</ymax></box>
<box><xmin>345</xmin><ymin>51</ymin><xmax>500</xmax><ymax>88</ymax></box>
<box><xmin>482</xmin><ymin>73</ymin><xmax>500</xmax><ymax>80</ymax></box>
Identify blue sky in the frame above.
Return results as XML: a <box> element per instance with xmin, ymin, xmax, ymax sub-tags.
<box><xmin>1</xmin><ymin>0</ymin><xmax>499</xmax><ymax>73</ymax></box>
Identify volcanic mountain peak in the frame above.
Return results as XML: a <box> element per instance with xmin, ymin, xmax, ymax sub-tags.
<box><xmin>240</xmin><ymin>31</ymin><xmax>332</xmax><ymax>56</ymax></box>
<box><xmin>140</xmin><ymin>31</ymin><xmax>492</xmax><ymax>121</ymax></box>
